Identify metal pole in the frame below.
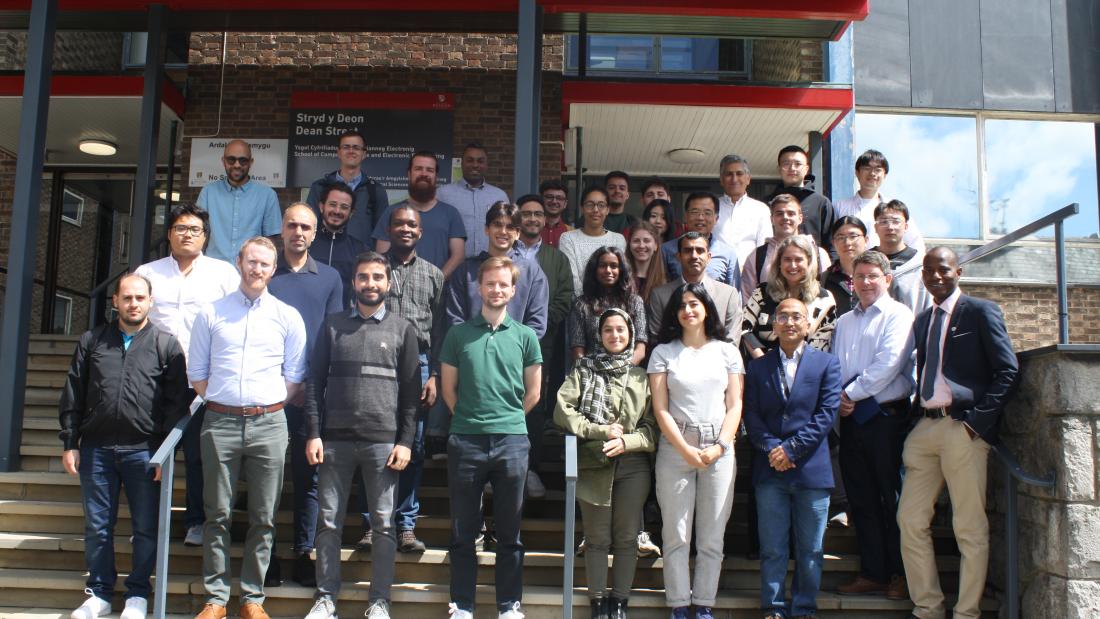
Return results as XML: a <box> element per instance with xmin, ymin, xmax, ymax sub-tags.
<box><xmin>1005</xmin><ymin>470</ymin><xmax>1019</xmax><ymax>619</ymax></box>
<box><xmin>572</xmin><ymin>126</ymin><xmax>583</xmax><ymax>226</ymax></box>
<box><xmin>0</xmin><ymin>0</ymin><xmax>57</xmax><ymax>472</ymax></box>
<box><xmin>513</xmin><ymin>0</ymin><xmax>539</xmax><ymax>196</ymax></box>
<box><xmin>562</xmin><ymin>434</ymin><xmax>578</xmax><ymax>619</ymax></box>
<box><xmin>152</xmin><ymin>453</ymin><xmax>175</xmax><ymax>619</ymax></box>
<box><xmin>162</xmin><ymin>120</ymin><xmax>180</xmax><ymax>247</ymax></box>
<box><xmin>129</xmin><ymin>3</ymin><xmax>167</xmax><ymax>270</ymax></box>
<box><xmin>40</xmin><ymin>170</ymin><xmax>64</xmax><ymax>333</ymax></box>
<box><xmin>577</xmin><ymin>13</ymin><xmax>588</xmax><ymax>78</ymax></box>
<box><xmin>1054</xmin><ymin>219</ymin><xmax>1069</xmax><ymax>345</ymax></box>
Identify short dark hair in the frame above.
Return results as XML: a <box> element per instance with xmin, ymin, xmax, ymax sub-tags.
<box><xmin>539</xmin><ymin>178</ymin><xmax>567</xmax><ymax>195</ymax></box>
<box><xmin>830</xmin><ymin>215</ymin><xmax>868</xmax><ymax>237</ymax></box>
<box><xmin>683</xmin><ymin>191</ymin><xmax>720</xmax><ymax>215</ymax></box>
<box><xmin>463</xmin><ymin>142</ymin><xmax>487</xmax><ymax>155</ymax></box>
<box><xmin>768</xmin><ymin>193</ymin><xmax>802</xmax><ymax>212</ymax></box>
<box><xmin>408</xmin><ymin>150</ymin><xmax>439</xmax><ymax>170</ymax></box>
<box><xmin>319</xmin><ymin>180</ymin><xmax>355</xmax><ymax>206</ymax></box>
<box><xmin>640</xmin><ymin>177</ymin><xmax>669</xmax><ymax>196</ymax></box>
<box><xmin>485</xmin><ymin>201</ymin><xmax>522</xmax><ymax>228</ymax></box>
<box><xmin>355</xmin><ymin>250</ymin><xmax>391</xmax><ymax>280</ymax></box>
<box><xmin>778</xmin><ymin>145</ymin><xmax>808</xmax><ymax>162</ymax></box>
<box><xmin>388</xmin><ymin>203</ymin><xmax>419</xmax><ymax>226</ymax></box>
<box><xmin>855</xmin><ymin>149</ymin><xmax>889</xmax><ymax>175</ymax></box>
<box><xmin>874</xmin><ymin>199</ymin><xmax>910</xmax><ymax>222</ymax></box>
<box><xmin>677</xmin><ymin>230</ymin><xmax>708</xmax><ymax>253</ymax></box>
<box><xmin>582</xmin><ymin>185</ymin><xmax>609</xmax><ymax>204</ymax></box>
<box><xmin>167</xmin><ymin>203</ymin><xmax>211</xmax><ymax>250</ymax></box>
<box><xmin>516</xmin><ymin>194</ymin><xmax>545</xmax><ymax>211</ymax></box>
<box><xmin>853</xmin><ymin>250</ymin><xmax>892</xmax><ymax>276</ymax></box>
<box><xmin>604</xmin><ymin>170</ymin><xmax>630</xmax><ymax>185</ymax></box>
<box><xmin>338</xmin><ymin>130</ymin><xmax>365</xmax><ymax>145</ymax></box>
<box><xmin>657</xmin><ymin>282</ymin><xmax>729</xmax><ymax>344</ymax></box>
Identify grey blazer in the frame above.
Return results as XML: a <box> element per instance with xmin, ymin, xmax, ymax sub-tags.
<box><xmin>646</xmin><ymin>275</ymin><xmax>742</xmax><ymax>345</ymax></box>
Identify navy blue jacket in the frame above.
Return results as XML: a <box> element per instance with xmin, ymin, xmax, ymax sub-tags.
<box><xmin>442</xmin><ymin>251</ymin><xmax>549</xmax><ymax>339</ymax></box>
<box><xmin>744</xmin><ymin>345</ymin><xmax>841</xmax><ymax>489</ymax></box>
<box><xmin>913</xmin><ymin>294</ymin><xmax>1018</xmax><ymax>444</ymax></box>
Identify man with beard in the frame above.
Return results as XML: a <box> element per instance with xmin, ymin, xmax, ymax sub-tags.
<box><xmin>188</xmin><ymin>237</ymin><xmax>308</xmax><ymax>619</ymax></box>
<box><xmin>765</xmin><ymin>145</ymin><xmax>838</xmax><ymax>258</ymax></box>
<box><xmin>371</xmin><ymin>151</ymin><xmax>466</xmax><ymax>279</ymax></box>
<box><xmin>305</xmin><ymin>130</ymin><xmax>389</xmax><ymax>242</ymax></box>
<box><xmin>438</xmin><ymin>142</ymin><xmax>510</xmax><ymax>258</ymax></box>
<box><xmin>62</xmin><ymin>274</ymin><xmax>189</xmax><ymax>619</ymax></box>
<box><xmin>302</xmin><ymin>252</ymin><xmax>420</xmax><ymax>619</ymax></box>
<box><xmin>309</xmin><ymin>180</ymin><xmax>368</xmax><ymax>307</ymax></box>
<box><xmin>197</xmin><ymin>139</ymin><xmax>282</xmax><ymax>263</ymax></box>
<box><xmin>267</xmin><ymin>204</ymin><xmax>343</xmax><ymax>587</ymax></box>
<box><xmin>602</xmin><ymin>170</ymin><xmax>638</xmax><ymax>234</ymax></box>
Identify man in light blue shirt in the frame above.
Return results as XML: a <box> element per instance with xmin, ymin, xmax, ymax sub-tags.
<box><xmin>436</xmin><ymin>142</ymin><xmax>509</xmax><ymax>258</ymax></box>
<box><xmin>187</xmin><ymin>236</ymin><xmax>307</xmax><ymax>619</ymax></box>
<box><xmin>197</xmin><ymin>139</ymin><xmax>282</xmax><ymax>263</ymax></box>
<box><xmin>832</xmin><ymin>250</ymin><xmax>915</xmax><ymax>600</ymax></box>
<box><xmin>660</xmin><ymin>191</ymin><xmax>741</xmax><ymax>289</ymax></box>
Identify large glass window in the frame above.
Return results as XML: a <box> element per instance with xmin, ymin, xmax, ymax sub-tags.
<box><xmin>566</xmin><ymin>35</ymin><xmax>749</xmax><ymax>78</ymax></box>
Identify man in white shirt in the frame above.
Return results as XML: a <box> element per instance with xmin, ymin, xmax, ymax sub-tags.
<box><xmin>713</xmin><ymin>154</ymin><xmax>771</xmax><ymax>267</ymax></box>
<box><xmin>133</xmin><ymin>204</ymin><xmax>240</xmax><ymax>548</ymax></box>
<box><xmin>834</xmin><ymin>149</ymin><xmax>925</xmax><ymax>251</ymax></box>
<box><xmin>436</xmin><ymin>142</ymin><xmax>509</xmax><ymax>258</ymax></box>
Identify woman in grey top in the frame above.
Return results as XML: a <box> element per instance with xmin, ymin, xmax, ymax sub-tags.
<box><xmin>555</xmin><ymin>308</ymin><xmax>656</xmax><ymax>619</ymax></box>
<box><xmin>648</xmin><ymin>282</ymin><xmax>745</xmax><ymax>619</ymax></box>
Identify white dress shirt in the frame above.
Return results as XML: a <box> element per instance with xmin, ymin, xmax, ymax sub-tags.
<box><xmin>834</xmin><ymin>193</ymin><xmax>926</xmax><ymax>252</ymax></box>
<box><xmin>834</xmin><ymin>291</ymin><xmax>916</xmax><ymax>404</ymax></box>
<box><xmin>920</xmin><ymin>286</ymin><xmax>962</xmax><ymax>408</ymax></box>
<box><xmin>134</xmin><ymin>253</ymin><xmax>241</xmax><ymax>362</ymax></box>
<box><xmin>778</xmin><ymin>341</ymin><xmax>805</xmax><ymax>395</ymax></box>
<box><xmin>714</xmin><ymin>193</ymin><xmax>771</xmax><ymax>267</ymax></box>
<box><xmin>187</xmin><ymin>289</ymin><xmax>308</xmax><ymax>407</ymax></box>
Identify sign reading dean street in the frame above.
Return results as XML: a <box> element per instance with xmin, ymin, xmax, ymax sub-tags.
<box><xmin>287</xmin><ymin>92</ymin><xmax>455</xmax><ymax>195</ymax></box>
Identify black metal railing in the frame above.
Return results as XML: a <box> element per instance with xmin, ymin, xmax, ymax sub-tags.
<box><xmin>992</xmin><ymin>445</ymin><xmax>1055</xmax><ymax>619</ymax></box>
<box><xmin>148</xmin><ymin>395</ymin><xmax>202</xmax><ymax>619</ymax></box>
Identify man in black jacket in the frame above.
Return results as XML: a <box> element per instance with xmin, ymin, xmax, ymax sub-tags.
<box><xmin>305</xmin><ymin>130</ymin><xmax>390</xmax><ymax>240</ymax></box>
<box><xmin>61</xmin><ymin>273</ymin><xmax>189</xmax><ymax>619</ymax></box>
<box><xmin>309</xmin><ymin>180</ymin><xmax>368</xmax><ymax>307</ymax></box>
<box><xmin>766</xmin><ymin>145</ymin><xmax>838</xmax><ymax>257</ymax></box>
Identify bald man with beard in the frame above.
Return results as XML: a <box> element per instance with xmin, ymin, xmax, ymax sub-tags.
<box><xmin>197</xmin><ymin>139</ymin><xmax>283</xmax><ymax>263</ymax></box>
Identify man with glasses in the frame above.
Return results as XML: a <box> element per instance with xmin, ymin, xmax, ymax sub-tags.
<box><xmin>833</xmin><ymin>250</ymin><xmax>915</xmax><ymax>601</ymax></box>
<box><xmin>765</xmin><ymin>145</ymin><xmax>838</xmax><ymax>257</ymax></box>
<box><xmin>659</xmin><ymin>191</ymin><xmax>741</xmax><ymax>288</ymax></box>
<box><xmin>739</xmin><ymin>193</ymin><xmax>831</xmax><ymax>304</ymax></box>
<box><xmin>197</xmin><ymin>139</ymin><xmax>282</xmax><ymax>263</ymax></box>
<box><xmin>134</xmin><ymin>204</ymin><xmax>240</xmax><ymax>549</ymax></box>
<box><xmin>834</xmin><ymin>149</ymin><xmax>925</xmax><ymax>252</ymax></box>
<box><xmin>713</xmin><ymin>154</ymin><xmax>771</xmax><ymax>267</ymax></box>
<box><xmin>438</xmin><ymin>142</ymin><xmax>510</xmax><ymax>258</ymax></box>
<box><xmin>309</xmin><ymin>180</ymin><xmax>368</xmax><ymax>307</ymax></box>
<box><xmin>306</xmin><ymin>130</ymin><xmax>390</xmax><ymax>243</ymax></box>
<box><xmin>537</xmin><ymin>179</ymin><xmax>573</xmax><ymax>248</ymax></box>
<box><xmin>869</xmin><ymin>200</ymin><xmax>931</xmax><ymax>314</ymax></box>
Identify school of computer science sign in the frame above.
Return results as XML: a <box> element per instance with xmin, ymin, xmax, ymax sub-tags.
<box><xmin>188</xmin><ymin>139</ymin><xmax>289</xmax><ymax>187</ymax></box>
<box><xmin>286</xmin><ymin>92</ymin><xmax>455</xmax><ymax>199</ymax></box>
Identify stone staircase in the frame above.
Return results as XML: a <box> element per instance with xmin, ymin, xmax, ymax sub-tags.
<box><xmin>0</xmin><ymin>335</ymin><xmax>999</xmax><ymax>618</ymax></box>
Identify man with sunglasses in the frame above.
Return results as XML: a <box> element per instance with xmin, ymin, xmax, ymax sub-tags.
<box><xmin>305</xmin><ymin>130</ymin><xmax>390</xmax><ymax>244</ymax></box>
<box><xmin>197</xmin><ymin>139</ymin><xmax>282</xmax><ymax>263</ymax></box>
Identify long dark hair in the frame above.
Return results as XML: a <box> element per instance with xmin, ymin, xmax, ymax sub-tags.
<box><xmin>581</xmin><ymin>246</ymin><xmax>636</xmax><ymax>312</ymax></box>
<box><xmin>656</xmin><ymin>282</ymin><xmax>729</xmax><ymax>344</ymax></box>
<box><xmin>642</xmin><ymin>199</ymin><xmax>676</xmax><ymax>243</ymax></box>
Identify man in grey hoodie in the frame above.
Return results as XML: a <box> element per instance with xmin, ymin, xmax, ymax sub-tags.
<box><xmin>870</xmin><ymin>200</ymin><xmax>931</xmax><ymax>314</ymax></box>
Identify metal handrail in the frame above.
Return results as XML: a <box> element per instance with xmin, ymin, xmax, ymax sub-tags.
<box><xmin>562</xmin><ymin>434</ymin><xmax>578</xmax><ymax>619</ymax></box>
<box><xmin>993</xmin><ymin>444</ymin><xmax>1055</xmax><ymax>619</ymax></box>
<box><xmin>148</xmin><ymin>395</ymin><xmax>203</xmax><ymax>619</ymax></box>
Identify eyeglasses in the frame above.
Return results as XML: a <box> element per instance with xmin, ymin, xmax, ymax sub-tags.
<box><xmin>519</xmin><ymin>211</ymin><xmax>545</xmax><ymax>218</ymax></box>
<box><xmin>223</xmin><ymin>156</ymin><xmax>251</xmax><ymax>166</ymax></box>
<box><xmin>582</xmin><ymin>201</ymin><xmax>608</xmax><ymax>210</ymax></box>
<box><xmin>339</xmin><ymin>144</ymin><xmax>365</xmax><ymax>152</ymax></box>
<box><xmin>775</xmin><ymin>313</ymin><xmax>806</xmax><ymax>324</ymax></box>
<box><xmin>171</xmin><ymin>224</ymin><xmax>204</xmax><ymax>236</ymax></box>
<box><xmin>779</xmin><ymin>161</ymin><xmax>806</xmax><ymax>170</ymax></box>
<box><xmin>853</xmin><ymin>273</ymin><xmax>885</xmax><ymax>283</ymax></box>
<box><xmin>832</xmin><ymin>233</ymin><xmax>864</xmax><ymax>244</ymax></box>
<box><xmin>542</xmin><ymin>194</ymin><xmax>566</xmax><ymax>202</ymax></box>
<box><xmin>875</xmin><ymin>217</ymin><xmax>906</xmax><ymax>226</ymax></box>
<box><xmin>685</xmin><ymin>208</ymin><xmax>716</xmax><ymax>218</ymax></box>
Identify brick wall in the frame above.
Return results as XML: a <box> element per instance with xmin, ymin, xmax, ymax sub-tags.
<box><xmin>966</xmin><ymin>283</ymin><xmax>1100</xmax><ymax>351</ymax></box>
<box><xmin>751</xmin><ymin>39</ymin><xmax>823</xmax><ymax>82</ymax></box>
<box><xmin>0</xmin><ymin>30</ymin><xmax>124</xmax><ymax>71</ymax></box>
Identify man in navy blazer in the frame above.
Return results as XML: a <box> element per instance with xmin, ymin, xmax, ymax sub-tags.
<box><xmin>898</xmin><ymin>247</ymin><xmax>1019</xmax><ymax>619</ymax></box>
<box><xmin>745</xmin><ymin>297</ymin><xmax>842</xmax><ymax>619</ymax></box>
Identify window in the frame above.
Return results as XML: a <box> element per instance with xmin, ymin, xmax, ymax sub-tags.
<box><xmin>53</xmin><ymin>295</ymin><xmax>72</xmax><ymax>336</ymax></box>
<box><xmin>61</xmin><ymin>188</ymin><xmax>84</xmax><ymax>226</ymax></box>
<box><xmin>566</xmin><ymin>35</ymin><xmax>749</xmax><ymax>79</ymax></box>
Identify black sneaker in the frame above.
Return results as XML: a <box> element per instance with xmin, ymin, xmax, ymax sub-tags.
<box><xmin>355</xmin><ymin>530</ymin><xmax>372</xmax><ymax>552</ymax></box>
<box><xmin>292</xmin><ymin>552</ymin><xmax>316</xmax><ymax>587</ymax></box>
<box><xmin>398</xmin><ymin>530</ymin><xmax>427</xmax><ymax>553</ymax></box>
<box><xmin>264</xmin><ymin>556</ymin><xmax>283</xmax><ymax>588</ymax></box>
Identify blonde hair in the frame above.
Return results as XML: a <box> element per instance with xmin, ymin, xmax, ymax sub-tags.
<box><xmin>765</xmin><ymin>234</ymin><xmax>820</xmax><ymax>304</ymax></box>
<box><xmin>237</xmin><ymin>235</ymin><xmax>278</xmax><ymax>260</ymax></box>
<box><xmin>478</xmin><ymin>255</ymin><xmax>520</xmax><ymax>286</ymax></box>
<box><xmin>627</xmin><ymin>221</ymin><xmax>667</xmax><ymax>302</ymax></box>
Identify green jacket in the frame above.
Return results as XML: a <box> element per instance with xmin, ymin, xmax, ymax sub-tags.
<box><xmin>536</xmin><ymin>243</ymin><xmax>574</xmax><ymax>363</ymax></box>
<box><xmin>554</xmin><ymin>366</ymin><xmax>656</xmax><ymax>506</ymax></box>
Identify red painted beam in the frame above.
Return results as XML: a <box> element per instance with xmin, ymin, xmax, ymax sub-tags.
<box><xmin>290</xmin><ymin>92</ymin><xmax>454</xmax><ymax>110</ymax></box>
<box><xmin>0</xmin><ymin>74</ymin><xmax>186</xmax><ymax>118</ymax></box>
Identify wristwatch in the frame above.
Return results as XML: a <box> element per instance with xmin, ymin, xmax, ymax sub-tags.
<box><xmin>717</xmin><ymin>439</ymin><xmax>733</xmax><ymax>454</ymax></box>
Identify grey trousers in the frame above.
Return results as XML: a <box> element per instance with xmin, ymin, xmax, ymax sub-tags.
<box><xmin>200</xmin><ymin>409</ymin><xmax>288</xmax><ymax>606</ymax></box>
<box><xmin>578</xmin><ymin>453</ymin><xmax>651</xmax><ymax>600</ymax></box>
<box><xmin>315</xmin><ymin>440</ymin><xmax>398</xmax><ymax>603</ymax></box>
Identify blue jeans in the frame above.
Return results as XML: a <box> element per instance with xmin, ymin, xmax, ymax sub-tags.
<box><xmin>447</xmin><ymin>433</ymin><xmax>529</xmax><ymax>612</ymax></box>
<box><xmin>79</xmin><ymin>446</ymin><xmax>159</xmax><ymax>603</ymax></box>
<box><xmin>756</xmin><ymin>478</ymin><xmax>830</xmax><ymax>617</ymax></box>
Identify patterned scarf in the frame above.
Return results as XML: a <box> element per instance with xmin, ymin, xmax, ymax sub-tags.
<box><xmin>575</xmin><ymin>308</ymin><xmax>636</xmax><ymax>425</ymax></box>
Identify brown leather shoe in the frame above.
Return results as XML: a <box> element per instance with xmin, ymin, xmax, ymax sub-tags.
<box><xmin>239</xmin><ymin>602</ymin><xmax>269</xmax><ymax>619</ymax></box>
<box><xmin>194</xmin><ymin>604</ymin><xmax>227</xmax><ymax>619</ymax></box>
<box><xmin>886</xmin><ymin>574</ymin><xmax>910</xmax><ymax>600</ymax></box>
<box><xmin>837</xmin><ymin>575</ymin><xmax>888</xmax><ymax>596</ymax></box>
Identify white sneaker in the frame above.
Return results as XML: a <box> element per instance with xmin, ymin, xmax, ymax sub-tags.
<box><xmin>184</xmin><ymin>524</ymin><xmax>203</xmax><ymax>547</ymax></box>
<box><xmin>447</xmin><ymin>602</ymin><xmax>474</xmax><ymax>619</ymax></box>
<box><xmin>71</xmin><ymin>589</ymin><xmax>111</xmax><ymax>619</ymax></box>
<box><xmin>637</xmin><ymin>531</ymin><xmax>661</xmax><ymax>558</ymax></box>
<box><xmin>119</xmin><ymin>597</ymin><xmax>147</xmax><ymax>619</ymax></box>
<box><xmin>365</xmin><ymin>599</ymin><xmax>391</xmax><ymax>619</ymax></box>
<box><xmin>498</xmin><ymin>601</ymin><xmax>525</xmax><ymax>619</ymax></box>
<box><xmin>304</xmin><ymin>596</ymin><xmax>335</xmax><ymax>619</ymax></box>
<box><xmin>525</xmin><ymin>471</ymin><xmax>546</xmax><ymax>499</ymax></box>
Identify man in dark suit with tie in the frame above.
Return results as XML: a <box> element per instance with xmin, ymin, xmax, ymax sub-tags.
<box><xmin>897</xmin><ymin>247</ymin><xmax>1019</xmax><ymax>619</ymax></box>
<box><xmin>744</xmin><ymin>297</ymin><xmax>842</xmax><ymax>619</ymax></box>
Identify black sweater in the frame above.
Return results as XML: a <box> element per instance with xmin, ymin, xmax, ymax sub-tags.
<box><xmin>58</xmin><ymin>321</ymin><xmax>189</xmax><ymax>451</ymax></box>
<box><xmin>304</xmin><ymin>310</ymin><xmax>420</xmax><ymax>446</ymax></box>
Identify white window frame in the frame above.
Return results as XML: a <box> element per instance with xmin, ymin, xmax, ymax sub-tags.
<box><xmin>53</xmin><ymin>294</ymin><xmax>73</xmax><ymax>335</ymax></box>
<box><xmin>61</xmin><ymin>188</ymin><xmax>84</xmax><ymax>227</ymax></box>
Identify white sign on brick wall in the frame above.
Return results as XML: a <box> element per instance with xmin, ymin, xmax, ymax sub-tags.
<box><xmin>188</xmin><ymin>138</ymin><xmax>289</xmax><ymax>188</ymax></box>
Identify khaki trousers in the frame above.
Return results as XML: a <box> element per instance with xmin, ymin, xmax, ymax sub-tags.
<box><xmin>898</xmin><ymin>416</ymin><xmax>990</xmax><ymax>619</ymax></box>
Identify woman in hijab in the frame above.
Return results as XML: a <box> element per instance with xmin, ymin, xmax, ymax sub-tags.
<box><xmin>555</xmin><ymin>308</ymin><xmax>656</xmax><ymax>619</ymax></box>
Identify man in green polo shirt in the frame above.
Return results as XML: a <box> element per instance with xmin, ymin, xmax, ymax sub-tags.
<box><xmin>439</xmin><ymin>256</ymin><xmax>542</xmax><ymax>619</ymax></box>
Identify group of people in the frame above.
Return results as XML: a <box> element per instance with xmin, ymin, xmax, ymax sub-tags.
<box><xmin>58</xmin><ymin>131</ymin><xmax>1019</xmax><ymax>619</ymax></box>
